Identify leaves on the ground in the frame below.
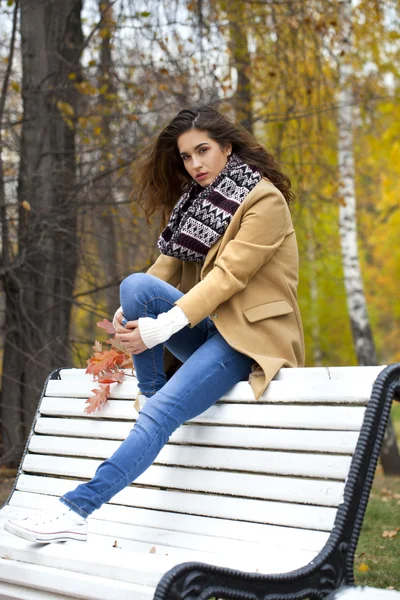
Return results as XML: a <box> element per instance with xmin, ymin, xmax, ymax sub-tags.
<box><xmin>381</xmin><ymin>528</ymin><xmax>399</xmax><ymax>539</ymax></box>
<box><xmin>358</xmin><ymin>562</ymin><xmax>370</xmax><ymax>572</ymax></box>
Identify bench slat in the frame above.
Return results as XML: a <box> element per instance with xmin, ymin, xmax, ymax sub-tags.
<box><xmin>7</xmin><ymin>492</ymin><xmax>331</xmax><ymax>551</ymax></box>
<box><xmin>21</xmin><ymin>455</ymin><xmax>345</xmax><ymax>507</ymax></box>
<box><xmin>35</xmin><ymin>417</ymin><xmax>360</xmax><ymax>453</ymax></box>
<box><xmin>0</xmin><ymin>528</ymin><xmax>320</xmax><ymax>582</ymax></box>
<box><xmin>45</xmin><ymin>378</ymin><xmax>374</xmax><ymax>404</ymax></box>
<box><xmin>39</xmin><ymin>397</ymin><xmax>366</xmax><ymax>430</ymax></box>
<box><xmin>15</xmin><ymin>475</ymin><xmax>338</xmax><ymax>530</ymax></box>
<box><xmin>0</xmin><ymin>555</ymin><xmax>154</xmax><ymax>600</ymax></box>
<box><xmin>0</xmin><ymin>508</ymin><xmax>321</xmax><ymax>564</ymax></box>
<box><xmin>28</xmin><ymin>435</ymin><xmax>352</xmax><ymax>479</ymax></box>
<box><xmin>57</xmin><ymin>365</ymin><xmax>385</xmax><ymax>382</ymax></box>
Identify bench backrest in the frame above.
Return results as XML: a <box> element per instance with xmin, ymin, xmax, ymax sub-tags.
<box><xmin>8</xmin><ymin>365</ymin><xmax>386</xmax><ymax>539</ymax></box>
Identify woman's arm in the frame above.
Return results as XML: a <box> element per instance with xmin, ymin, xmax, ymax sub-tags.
<box><xmin>145</xmin><ymin>253</ymin><xmax>182</xmax><ymax>287</ymax></box>
<box><xmin>112</xmin><ymin>254</ymin><xmax>183</xmax><ymax>330</ymax></box>
<box><xmin>174</xmin><ymin>190</ymin><xmax>293</xmax><ymax>328</ymax></box>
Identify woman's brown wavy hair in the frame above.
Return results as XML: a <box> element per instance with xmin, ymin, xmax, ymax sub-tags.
<box><xmin>134</xmin><ymin>105</ymin><xmax>295</xmax><ymax>230</ymax></box>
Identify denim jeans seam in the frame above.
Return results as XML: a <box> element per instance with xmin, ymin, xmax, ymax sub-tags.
<box><xmin>60</xmin><ymin>496</ymin><xmax>90</xmax><ymax>518</ymax></box>
<box><xmin>92</xmin><ymin>350</ymin><xmax>241</xmax><ymax>499</ymax></box>
<box><xmin>143</xmin><ymin>302</ymin><xmax>157</xmax><ymax>396</ymax></box>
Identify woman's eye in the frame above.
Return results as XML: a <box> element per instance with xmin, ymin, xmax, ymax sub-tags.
<box><xmin>199</xmin><ymin>147</ymin><xmax>207</xmax><ymax>153</ymax></box>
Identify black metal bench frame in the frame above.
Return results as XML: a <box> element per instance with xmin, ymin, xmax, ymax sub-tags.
<box><xmin>154</xmin><ymin>363</ymin><xmax>400</xmax><ymax>600</ymax></box>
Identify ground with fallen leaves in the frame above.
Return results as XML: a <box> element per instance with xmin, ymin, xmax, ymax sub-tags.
<box><xmin>354</xmin><ymin>468</ymin><xmax>400</xmax><ymax>590</ymax></box>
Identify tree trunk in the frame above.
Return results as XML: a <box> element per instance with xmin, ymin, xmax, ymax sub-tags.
<box><xmin>0</xmin><ymin>0</ymin><xmax>84</xmax><ymax>466</ymax></box>
<box><xmin>337</xmin><ymin>0</ymin><xmax>400</xmax><ymax>474</ymax></box>
<box><xmin>91</xmin><ymin>0</ymin><xmax>120</xmax><ymax>317</ymax></box>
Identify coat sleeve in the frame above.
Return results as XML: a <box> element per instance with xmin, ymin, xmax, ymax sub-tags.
<box><xmin>174</xmin><ymin>189</ymin><xmax>293</xmax><ymax>328</ymax></box>
<box><xmin>146</xmin><ymin>253</ymin><xmax>182</xmax><ymax>288</ymax></box>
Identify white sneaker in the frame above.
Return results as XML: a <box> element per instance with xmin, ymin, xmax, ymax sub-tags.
<box><xmin>134</xmin><ymin>393</ymin><xmax>149</xmax><ymax>412</ymax></box>
<box><xmin>4</xmin><ymin>502</ymin><xmax>88</xmax><ymax>543</ymax></box>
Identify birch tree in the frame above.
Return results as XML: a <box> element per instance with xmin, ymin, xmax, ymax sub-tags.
<box><xmin>337</xmin><ymin>0</ymin><xmax>400</xmax><ymax>474</ymax></box>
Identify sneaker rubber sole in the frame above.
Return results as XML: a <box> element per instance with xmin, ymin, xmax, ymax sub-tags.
<box><xmin>4</xmin><ymin>519</ymin><xmax>88</xmax><ymax>543</ymax></box>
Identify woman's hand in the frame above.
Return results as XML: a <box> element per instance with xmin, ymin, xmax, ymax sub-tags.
<box><xmin>114</xmin><ymin>313</ymin><xmax>148</xmax><ymax>355</ymax></box>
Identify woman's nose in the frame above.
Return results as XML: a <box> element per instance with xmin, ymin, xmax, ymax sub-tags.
<box><xmin>192</xmin><ymin>155</ymin><xmax>202</xmax><ymax>169</ymax></box>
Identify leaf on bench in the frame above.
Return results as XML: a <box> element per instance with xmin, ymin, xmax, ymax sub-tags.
<box><xmin>85</xmin><ymin>384</ymin><xmax>111</xmax><ymax>414</ymax></box>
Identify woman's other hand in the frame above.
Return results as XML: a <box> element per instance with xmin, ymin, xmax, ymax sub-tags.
<box><xmin>112</xmin><ymin>307</ymin><xmax>125</xmax><ymax>331</ymax></box>
<box><xmin>114</xmin><ymin>319</ymin><xmax>149</xmax><ymax>355</ymax></box>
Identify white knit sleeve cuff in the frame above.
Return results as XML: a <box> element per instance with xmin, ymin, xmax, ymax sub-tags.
<box><xmin>113</xmin><ymin>306</ymin><xmax>124</xmax><ymax>329</ymax></box>
<box><xmin>138</xmin><ymin>305</ymin><xmax>189</xmax><ymax>349</ymax></box>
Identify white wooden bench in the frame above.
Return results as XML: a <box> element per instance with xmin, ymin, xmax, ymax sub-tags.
<box><xmin>0</xmin><ymin>363</ymin><xmax>399</xmax><ymax>600</ymax></box>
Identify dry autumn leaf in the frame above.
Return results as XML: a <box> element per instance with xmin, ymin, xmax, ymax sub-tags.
<box><xmin>97</xmin><ymin>318</ymin><xmax>116</xmax><ymax>334</ymax></box>
<box><xmin>358</xmin><ymin>562</ymin><xmax>370</xmax><ymax>572</ymax></box>
<box><xmin>107</xmin><ymin>336</ymin><xmax>133</xmax><ymax>357</ymax></box>
<box><xmin>381</xmin><ymin>529</ymin><xmax>399</xmax><ymax>539</ymax></box>
<box><xmin>93</xmin><ymin>340</ymin><xmax>103</xmax><ymax>353</ymax></box>
<box><xmin>86</xmin><ymin>348</ymin><xmax>127</xmax><ymax>377</ymax></box>
<box><xmin>97</xmin><ymin>370</ymin><xmax>126</xmax><ymax>384</ymax></box>
<box><xmin>85</xmin><ymin>384</ymin><xmax>111</xmax><ymax>414</ymax></box>
<box><xmin>84</xmin><ymin>317</ymin><xmax>135</xmax><ymax>413</ymax></box>
<box><xmin>149</xmin><ymin>546</ymin><xmax>156</xmax><ymax>554</ymax></box>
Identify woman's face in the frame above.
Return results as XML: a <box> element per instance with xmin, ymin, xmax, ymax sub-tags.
<box><xmin>177</xmin><ymin>129</ymin><xmax>232</xmax><ymax>187</ymax></box>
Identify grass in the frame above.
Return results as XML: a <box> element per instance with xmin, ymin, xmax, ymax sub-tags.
<box><xmin>354</xmin><ymin>402</ymin><xmax>400</xmax><ymax>590</ymax></box>
<box><xmin>354</xmin><ymin>470</ymin><xmax>400</xmax><ymax>589</ymax></box>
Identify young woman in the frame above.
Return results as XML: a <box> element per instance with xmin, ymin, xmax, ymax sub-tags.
<box><xmin>5</xmin><ymin>105</ymin><xmax>305</xmax><ymax>543</ymax></box>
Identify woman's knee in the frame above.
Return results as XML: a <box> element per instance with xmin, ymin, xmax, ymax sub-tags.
<box><xmin>119</xmin><ymin>272</ymin><xmax>155</xmax><ymax>316</ymax></box>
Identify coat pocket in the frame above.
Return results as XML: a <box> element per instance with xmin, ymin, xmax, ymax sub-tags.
<box><xmin>243</xmin><ymin>299</ymin><xmax>294</xmax><ymax>323</ymax></box>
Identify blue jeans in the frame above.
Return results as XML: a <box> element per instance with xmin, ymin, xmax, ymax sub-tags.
<box><xmin>60</xmin><ymin>273</ymin><xmax>254</xmax><ymax>518</ymax></box>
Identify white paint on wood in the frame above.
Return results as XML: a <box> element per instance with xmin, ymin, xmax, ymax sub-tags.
<box><xmin>7</xmin><ymin>492</ymin><xmax>331</xmax><ymax>551</ymax></box>
<box><xmin>0</xmin><ymin>528</ymin><xmax>320</xmax><ymax>584</ymax></box>
<box><xmin>28</xmin><ymin>435</ymin><xmax>352</xmax><ymax>479</ymax></box>
<box><xmin>57</xmin><ymin>365</ymin><xmax>385</xmax><ymax>383</ymax></box>
<box><xmin>39</xmin><ymin>397</ymin><xmax>366</xmax><ymax>430</ymax></box>
<box><xmin>0</xmin><ymin>508</ymin><xmax>323</xmax><ymax>565</ymax></box>
<box><xmin>0</xmin><ymin>555</ymin><xmax>154</xmax><ymax>600</ymax></box>
<box><xmin>45</xmin><ymin>378</ymin><xmax>376</xmax><ymax>405</ymax></box>
<box><xmin>35</xmin><ymin>418</ymin><xmax>361</xmax><ymax>453</ymax></box>
<box><xmin>15</xmin><ymin>474</ymin><xmax>338</xmax><ymax>531</ymax></box>
<box><xmin>21</xmin><ymin>454</ymin><xmax>345</xmax><ymax>506</ymax></box>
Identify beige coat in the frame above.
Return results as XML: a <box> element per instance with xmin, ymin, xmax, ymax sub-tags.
<box><xmin>146</xmin><ymin>177</ymin><xmax>305</xmax><ymax>400</ymax></box>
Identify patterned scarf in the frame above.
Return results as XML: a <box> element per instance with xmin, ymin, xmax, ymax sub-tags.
<box><xmin>158</xmin><ymin>153</ymin><xmax>262</xmax><ymax>263</ymax></box>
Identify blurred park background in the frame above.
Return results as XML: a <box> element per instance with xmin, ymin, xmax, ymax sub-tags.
<box><xmin>0</xmin><ymin>0</ymin><xmax>399</xmax><ymax>588</ymax></box>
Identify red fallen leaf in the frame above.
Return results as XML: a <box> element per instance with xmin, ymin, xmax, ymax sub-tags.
<box><xmin>97</xmin><ymin>371</ymin><xmax>126</xmax><ymax>384</ymax></box>
<box><xmin>97</xmin><ymin>318</ymin><xmax>116</xmax><ymax>334</ymax></box>
<box><xmin>85</xmin><ymin>384</ymin><xmax>111</xmax><ymax>414</ymax></box>
<box><xmin>86</xmin><ymin>349</ymin><xmax>126</xmax><ymax>377</ymax></box>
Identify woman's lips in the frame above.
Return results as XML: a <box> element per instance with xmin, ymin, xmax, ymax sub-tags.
<box><xmin>196</xmin><ymin>172</ymin><xmax>208</xmax><ymax>180</ymax></box>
